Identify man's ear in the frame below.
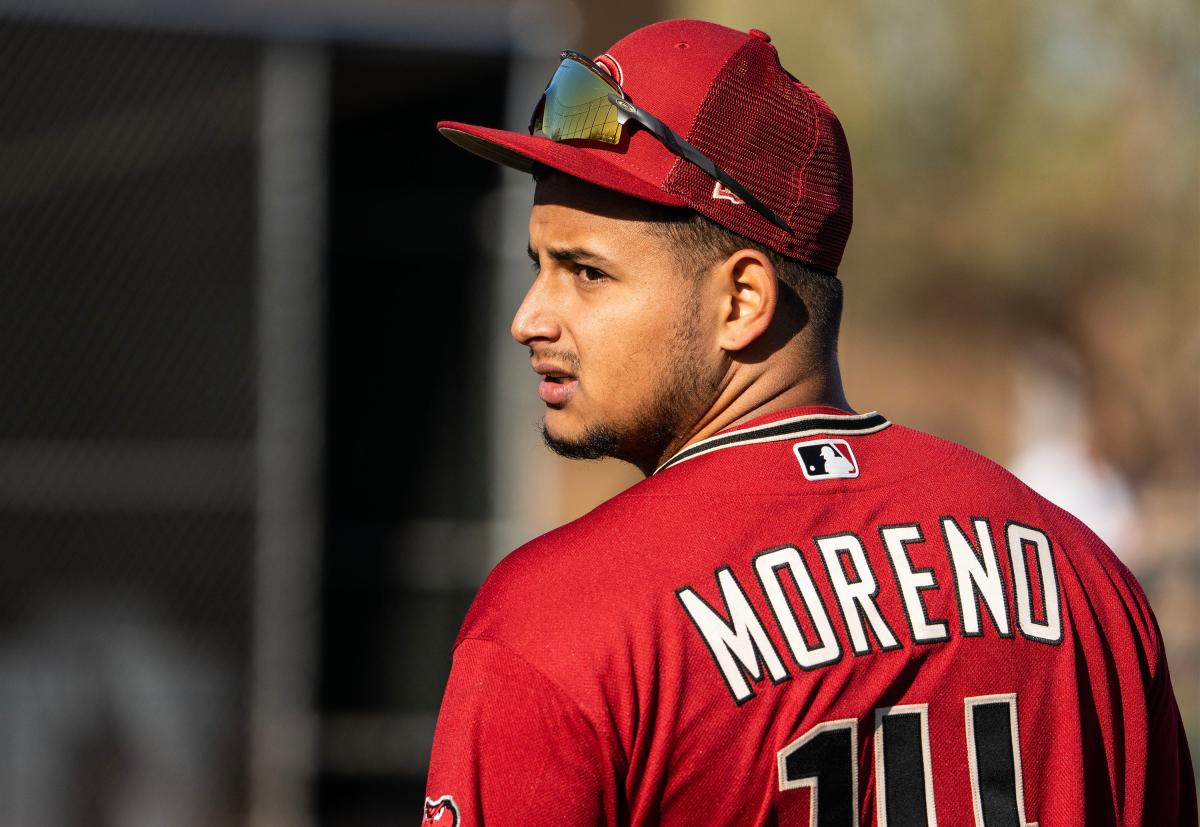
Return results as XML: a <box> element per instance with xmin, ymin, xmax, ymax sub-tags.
<box><xmin>714</xmin><ymin>248</ymin><xmax>779</xmax><ymax>353</ymax></box>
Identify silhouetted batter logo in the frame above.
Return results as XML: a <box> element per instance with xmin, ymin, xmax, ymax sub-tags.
<box><xmin>793</xmin><ymin>438</ymin><xmax>860</xmax><ymax>480</ymax></box>
<box><xmin>423</xmin><ymin>795</ymin><xmax>460</xmax><ymax>826</ymax></box>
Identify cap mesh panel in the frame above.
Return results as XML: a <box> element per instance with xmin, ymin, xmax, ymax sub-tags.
<box><xmin>663</xmin><ymin>40</ymin><xmax>853</xmax><ymax>273</ymax></box>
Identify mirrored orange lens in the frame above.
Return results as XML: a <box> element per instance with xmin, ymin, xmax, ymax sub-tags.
<box><xmin>536</xmin><ymin>58</ymin><xmax>623</xmax><ymax>144</ymax></box>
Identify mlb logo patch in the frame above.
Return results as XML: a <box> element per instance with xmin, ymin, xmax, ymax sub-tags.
<box><xmin>793</xmin><ymin>439</ymin><xmax>859</xmax><ymax>480</ymax></box>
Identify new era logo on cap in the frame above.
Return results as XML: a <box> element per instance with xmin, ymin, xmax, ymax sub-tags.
<box><xmin>793</xmin><ymin>439</ymin><xmax>859</xmax><ymax>480</ymax></box>
<box><xmin>711</xmin><ymin>181</ymin><xmax>745</xmax><ymax>205</ymax></box>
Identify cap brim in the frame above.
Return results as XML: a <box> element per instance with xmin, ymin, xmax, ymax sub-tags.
<box><xmin>437</xmin><ymin>120</ymin><xmax>688</xmax><ymax>209</ymax></box>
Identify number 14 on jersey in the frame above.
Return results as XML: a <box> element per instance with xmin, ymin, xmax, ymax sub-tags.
<box><xmin>778</xmin><ymin>693</ymin><xmax>1037</xmax><ymax>827</ymax></box>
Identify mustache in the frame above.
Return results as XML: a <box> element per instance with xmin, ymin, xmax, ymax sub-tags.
<box><xmin>529</xmin><ymin>348</ymin><xmax>582</xmax><ymax>374</ymax></box>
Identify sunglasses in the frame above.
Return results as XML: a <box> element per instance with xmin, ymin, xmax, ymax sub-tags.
<box><xmin>528</xmin><ymin>50</ymin><xmax>792</xmax><ymax>235</ymax></box>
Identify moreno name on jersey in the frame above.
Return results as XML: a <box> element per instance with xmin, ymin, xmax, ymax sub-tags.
<box><xmin>678</xmin><ymin>517</ymin><xmax>1061</xmax><ymax>704</ymax></box>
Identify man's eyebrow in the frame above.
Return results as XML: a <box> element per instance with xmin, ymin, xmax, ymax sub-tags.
<box><xmin>527</xmin><ymin>245</ymin><xmax>615</xmax><ymax>268</ymax></box>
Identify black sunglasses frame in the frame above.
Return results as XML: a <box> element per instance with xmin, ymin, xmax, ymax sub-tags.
<box><xmin>530</xmin><ymin>50</ymin><xmax>793</xmax><ymax>236</ymax></box>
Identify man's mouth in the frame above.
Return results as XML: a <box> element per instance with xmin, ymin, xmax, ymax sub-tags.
<box><xmin>533</xmin><ymin>364</ymin><xmax>579</xmax><ymax>406</ymax></box>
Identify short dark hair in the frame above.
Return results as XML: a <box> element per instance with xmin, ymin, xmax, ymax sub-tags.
<box><xmin>531</xmin><ymin>164</ymin><xmax>843</xmax><ymax>359</ymax></box>
<box><xmin>643</xmin><ymin>209</ymin><xmax>844</xmax><ymax>360</ymax></box>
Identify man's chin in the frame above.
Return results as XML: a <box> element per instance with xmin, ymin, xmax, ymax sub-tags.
<box><xmin>541</xmin><ymin>420</ymin><xmax>620</xmax><ymax>461</ymax></box>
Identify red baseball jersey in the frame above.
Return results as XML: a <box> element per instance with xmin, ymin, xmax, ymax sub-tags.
<box><xmin>424</xmin><ymin>407</ymin><xmax>1195</xmax><ymax>825</ymax></box>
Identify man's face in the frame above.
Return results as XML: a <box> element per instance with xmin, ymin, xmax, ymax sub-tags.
<box><xmin>514</xmin><ymin>175</ymin><xmax>722</xmax><ymax>472</ymax></box>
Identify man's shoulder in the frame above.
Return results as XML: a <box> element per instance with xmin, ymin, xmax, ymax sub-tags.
<box><xmin>889</xmin><ymin>424</ymin><xmax>1125</xmax><ymax>541</ymax></box>
<box><xmin>873</xmin><ymin>421</ymin><xmax>1007</xmax><ymax>477</ymax></box>
<box><xmin>457</xmin><ymin>477</ymin><xmax>676</xmax><ymax>641</ymax></box>
<box><xmin>891</xmin><ymin>424</ymin><xmax>1150</xmax><ymax>613</ymax></box>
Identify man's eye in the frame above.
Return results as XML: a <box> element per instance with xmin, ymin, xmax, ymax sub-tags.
<box><xmin>577</xmin><ymin>266</ymin><xmax>607</xmax><ymax>282</ymax></box>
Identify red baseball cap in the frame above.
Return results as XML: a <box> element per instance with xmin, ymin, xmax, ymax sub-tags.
<box><xmin>438</xmin><ymin>19</ymin><xmax>853</xmax><ymax>275</ymax></box>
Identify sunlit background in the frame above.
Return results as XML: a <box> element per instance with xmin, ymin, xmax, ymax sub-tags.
<box><xmin>0</xmin><ymin>0</ymin><xmax>1195</xmax><ymax>824</ymax></box>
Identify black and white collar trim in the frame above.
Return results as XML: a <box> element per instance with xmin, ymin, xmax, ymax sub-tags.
<box><xmin>655</xmin><ymin>411</ymin><xmax>890</xmax><ymax>474</ymax></box>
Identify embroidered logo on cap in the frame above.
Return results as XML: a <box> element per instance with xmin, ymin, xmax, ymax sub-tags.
<box><xmin>594</xmin><ymin>53</ymin><xmax>624</xmax><ymax>85</ymax></box>
<box><xmin>711</xmin><ymin>181</ymin><xmax>745</xmax><ymax>205</ymax></box>
<box><xmin>793</xmin><ymin>439</ymin><xmax>859</xmax><ymax>480</ymax></box>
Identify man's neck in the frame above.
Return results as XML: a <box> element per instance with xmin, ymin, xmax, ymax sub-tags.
<box><xmin>640</xmin><ymin>363</ymin><xmax>852</xmax><ymax>476</ymax></box>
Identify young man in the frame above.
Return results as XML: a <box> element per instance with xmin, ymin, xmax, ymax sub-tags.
<box><xmin>424</xmin><ymin>20</ymin><xmax>1194</xmax><ymax>826</ymax></box>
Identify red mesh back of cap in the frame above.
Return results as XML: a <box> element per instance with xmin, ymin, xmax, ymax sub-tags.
<box><xmin>663</xmin><ymin>38</ymin><xmax>853</xmax><ymax>274</ymax></box>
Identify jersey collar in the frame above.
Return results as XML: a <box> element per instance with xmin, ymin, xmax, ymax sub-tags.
<box><xmin>654</xmin><ymin>407</ymin><xmax>890</xmax><ymax>475</ymax></box>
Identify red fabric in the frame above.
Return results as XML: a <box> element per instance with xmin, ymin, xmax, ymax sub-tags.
<box><xmin>659</xmin><ymin>33</ymin><xmax>852</xmax><ymax>272</ymax></box>
<box><xmin>437</xmin><ymin>19</ymin><xmax>854</xmax><ymax>274</ymax></box>
<box><xmin>436</xmin><ymin>122</ymin><xmax>690</xmax><ymax>209</ymax></box>
<box><xmin>425</xmin><ymin>408</ymin><xmax>1195</xmax><ymax>825</ymax></box>
<box><xmin>425</xmin><ymin>639</ymin><xmax>612</xmax><ymax>822</ymax></box>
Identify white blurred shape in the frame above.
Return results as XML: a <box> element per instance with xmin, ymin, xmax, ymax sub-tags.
<box><xmin>1009</xmin><ymin>340</ymin><xmax>1138</xmax><ymax>557</ymax></box>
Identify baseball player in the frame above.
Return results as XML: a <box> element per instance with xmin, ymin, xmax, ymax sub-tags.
<box><xmin>423</xmin><ymin>19</ymin><xmax>1195</xmax><ymax>825</ymax></box>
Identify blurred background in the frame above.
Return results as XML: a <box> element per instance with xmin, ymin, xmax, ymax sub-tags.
<box><xmin>0</xmin><ymin>0</ymin><xmax>1194</xmax><ymax>824</ymax></box>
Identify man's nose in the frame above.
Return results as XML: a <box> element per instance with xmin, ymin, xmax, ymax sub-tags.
<box><xmin>511</xmin><ymin>273</ymin><xmax>561</xmax><ymax>345</ymax></box>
